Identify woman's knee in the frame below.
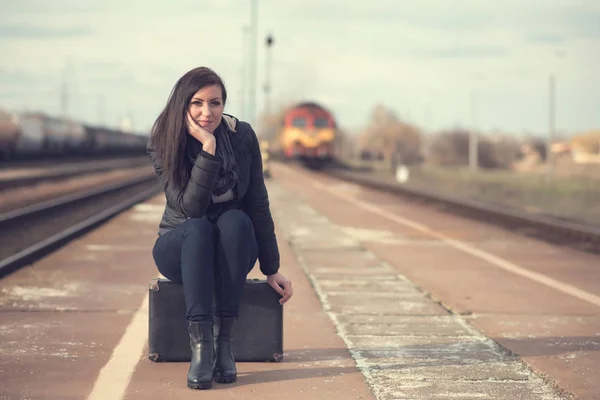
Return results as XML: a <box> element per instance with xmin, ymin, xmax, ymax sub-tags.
<box><xmin>152</xmin><ymin>236</ymin><xmax>183</xmax><ymax>283</ymax></box>
<box><xmin>183</xmin><ymin>217</ymin><xmax>215</xmax><ymax>240</ymax></box>
<box><xmin>217</xmin><ymin>210</ymin><xmax>253</xmax><ymax>239</ymax></box>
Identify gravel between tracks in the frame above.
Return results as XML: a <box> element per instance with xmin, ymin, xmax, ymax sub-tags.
<box><xmin>0</xmin><ymin>165</ymin><xmax>155</xmax><ymax>214</ymax></box>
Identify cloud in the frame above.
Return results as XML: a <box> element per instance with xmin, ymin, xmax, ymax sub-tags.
<box><xmin>563</xmin><ymin>7</ymin><xmax>600</xmax><ymax>38</ymax></box>
<box><xmin>0</xmin><ymin>23</ymin><xmax>92</xmax><ymax>39</ymax></box>
<box><xmin>0</xmin><ymin>0</ymin><xmax>599</xmax><ymax>133</ymax></box>
<box><xmin>3</xmin><ymin>0</ymin><xmax>244</xmax><ymax>17</ymax></box>
<box><xmin>3</xmin><ymin>0</ymin><xmax>104</xmax><ymax>14</ymax></box>
<box><xmin>0</xmin><ymin>70</ymin><xmax>44</xmax><ymax>84</ymax></box>
<box><xmin>528</xmin><ymin>34</ymin><xmax>567</xmax><ymax>45</ymax></box>
<box><xmin>414</xmin><ymin>45</ymin><xmax>510</xmax><ymax>59</ymax></box>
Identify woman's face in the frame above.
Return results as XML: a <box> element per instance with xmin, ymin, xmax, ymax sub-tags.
<box><xmin>188</xmin><ymin>84</ymin><xmax>224</xmax><ymax>134</ymax></box>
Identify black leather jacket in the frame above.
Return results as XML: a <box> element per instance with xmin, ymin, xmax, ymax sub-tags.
<box><xmin>146</xmin><ymin>115</ymin><xmax>280</xmax><ymax>276</ymax></box>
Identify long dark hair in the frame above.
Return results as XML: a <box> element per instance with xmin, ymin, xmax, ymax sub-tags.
<box><xmin>150</xmin><ymin>67</ymin><xmax>228</xmax><ymax>189</ymax></box>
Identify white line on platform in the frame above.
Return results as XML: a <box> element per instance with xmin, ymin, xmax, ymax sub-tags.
<box><xmin>86</xmin><ymin>292</ymin><xmax>149</xmax><ymax>400</ymax></box>
<box><xmin>280</xmin><ymin>165</ymin><xmax>600</xmax><ymax>309</ymax></box>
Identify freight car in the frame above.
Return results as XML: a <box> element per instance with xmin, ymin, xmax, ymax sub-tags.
<box><xmin>0</xmin><ymin>108</ymin><xmax>148</xmax><ymax>161</ymax></box>
<box><xmin>0</xmin><ymin>110</ymin><xmax>45</xmax><ymax>159</ymax></box>
<box><xmin>23</xmin><ymin>112</ymin><xmax>87</xmax><ymax>153</ymax></box>
<box><xmin>276</xmin><ymin>102</ymin><xmax>337</xmax><ymax>168</ymax></box>
<box><xmin>82</xmin><ymin>125</ymin><xmax>148</xmax><ymax>155</ymax></box>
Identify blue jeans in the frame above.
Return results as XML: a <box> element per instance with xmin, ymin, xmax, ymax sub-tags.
<box><xmin>152</xmin><ymin>209</ymin><xmax>259</xmax><ymax>322</ymax></box>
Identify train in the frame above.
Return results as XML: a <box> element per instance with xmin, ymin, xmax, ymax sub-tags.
<box><xmin>0</xmin><ymin>108</ymin><xmax>148</xmax><ymax>161</ymax></box>
<box><xmin>274</xmin><ymin>101</ymin><xmax>338</xmax><ymax>168</ymax></box>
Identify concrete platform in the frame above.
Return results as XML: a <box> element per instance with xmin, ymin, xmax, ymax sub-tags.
<box><xmin>0</xmin><ymin>180</ymin><xmax>374</xmax><ymax>399</ymax></box>
<box><xmin>267</xmin><ymin>174</ymin><xmax>567</xmax><ymax>400</ymax></box>
<box><xmin>273</xmin><ymin>162</ymin><xmax>600</xmax><ymax>400</ymax></box>
<box><xmin>0</xmin><ymin>162</ymin><xmax>582</xmax><ymax>399</ymax></box>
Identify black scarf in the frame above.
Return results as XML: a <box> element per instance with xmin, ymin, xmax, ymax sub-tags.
<box><xmin>188</xmin><ymin>120</ymin><xmax>238</xmax><ymax>197</ymax></box>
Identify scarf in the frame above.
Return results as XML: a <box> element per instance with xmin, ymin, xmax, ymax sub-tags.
<box><xmin>212</xmin><ymin>121</ymin><xmax>238</xmax><ymax>196</ymax></box>
<box><xmin>187</xmin><ymin>117</ymin><xmax>238</xmax><ymax>197</ymax></box>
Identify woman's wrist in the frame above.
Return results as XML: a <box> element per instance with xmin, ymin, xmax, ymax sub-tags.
<box><xmin>202</xmin><ymin>138</ymin><xmax>216</xmax><ymax>155</ymax></box>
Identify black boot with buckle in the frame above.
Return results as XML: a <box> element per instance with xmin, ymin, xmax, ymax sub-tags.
<box><xmin>213</xmin><ymin>317</ymin><xmax>237</xmax><ymax>383</ymax></box>
<box><xmin>187</xmin><ymin>320</ymin><xmax>214</xmax><ymax>390</ymax></box>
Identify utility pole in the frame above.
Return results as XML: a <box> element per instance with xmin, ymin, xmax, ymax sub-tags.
<box><xmin>264</xmin><ymin>33</ymin><xmax>274</xmax><ymax>118</ymax></box>
<box><xmin>468</xmin><ymin>90</ymin><xmax>478</xmax><ymax>171</ymax></box>
<box><xmin>248</xmin><ymin>0</ymin><xmax>258</xmax><ymax>128</ymax></box>
<box><xmin>60</xmin><ymin>67</ymin><xmax>68</xmax><ymax>117</ymax></box>
<box><xmin>238</xmin><ymin>68</ymin><xmax>245</xmax><ymax>122</ymax></box>
<box><xmin>239</xmin><ymin>25</ymin><xmax>249</xmax><ymax>121</ymax></box>
<box><xmin>98</xmin><ymin>95</ymin><xmax>106</xmax><ymax>126</ymax></box>
<box><xmin>547</xmin><ymin>73</ymin><xmax>556</xmax><ymax>176</ymax></box>
<box><xmin>421</xmin><ymin>101</ymin><xmax>431</xmax><ymax>160</ymax></box>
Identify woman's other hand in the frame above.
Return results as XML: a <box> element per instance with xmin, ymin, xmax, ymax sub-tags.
<box><xmin>187</xmin><ymin>112</ymin><xmax>216</xmax><ymax>155</ymax></box>
<box><xmin>267</xmin><ymin>272</ymin><xmax>293</xmax><ymax>305</ymax></box>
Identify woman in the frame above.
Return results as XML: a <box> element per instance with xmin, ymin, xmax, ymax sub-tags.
<box><xmin>147</xmin><ymin>66</ymin><xmax>293</xmax><ymax>390</ymax></box>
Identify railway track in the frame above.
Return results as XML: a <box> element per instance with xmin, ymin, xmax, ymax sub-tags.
<box><xmin>319</xmin><ymin>165</ymin><xmax>600</xmax><ymax>254</ymax></box>
<box><xmin>0</xmin><ymin>173</ymin><xmax>161</xmax><ymax>278</ymax></box>
<box><xmin>0</xmin><ymin>156</ymin><xmax>149</xmax><ymax>192</ymax></box>
<box><xmin>0</xmin><ymin>153</ymin><xmax>147</xmax><ymax>169</ymax></box>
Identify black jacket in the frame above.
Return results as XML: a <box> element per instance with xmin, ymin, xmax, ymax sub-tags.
<box><xmin>147</xmin><ymin>115</ymin><xmax>280</xmax><ymax>276</ymax></box>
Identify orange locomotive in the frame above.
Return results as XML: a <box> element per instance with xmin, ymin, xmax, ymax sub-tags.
<box><xmin>277</xmin><ymin>102</ymin><xmax>337</xmax><ymax>167</ymax></box>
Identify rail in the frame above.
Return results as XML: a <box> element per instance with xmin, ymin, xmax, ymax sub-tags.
<box><xmin>0</xmin><ymin>156</ymin><xmax>149</xmax><ymax>191</ymax></box>
<box><xmin>0</xmin><ymin>173</ymin><xmax>161</xmax><ymax>278</ymax></box>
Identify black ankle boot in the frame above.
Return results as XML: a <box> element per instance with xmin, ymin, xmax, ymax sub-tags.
<box><xmin>187</xmin><ymin>321</ymin><xmax>214</xmax><ymax>390</ymax></box>
<box><xmin>213</xmin><ymin>317</ymin><xmax>237</xmax><ymax>383</ymax></box>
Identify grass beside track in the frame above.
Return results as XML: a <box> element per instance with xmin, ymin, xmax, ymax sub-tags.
<box><xmin>340</xmin><ymin>158</ymin><xmax>600</xmax><ymax>227</ymax></box>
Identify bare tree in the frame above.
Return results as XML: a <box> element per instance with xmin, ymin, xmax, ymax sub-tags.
<box><xmin>357</xmin><ymin>104</ymin><xmax>423</xmax><ymax>165</ymax></box>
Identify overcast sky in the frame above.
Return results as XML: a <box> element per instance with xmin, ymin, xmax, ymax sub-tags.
<box><xmin>1</xmin><ymin>0</ymin><xmax>599</xmax><ymax>136</ymax></box>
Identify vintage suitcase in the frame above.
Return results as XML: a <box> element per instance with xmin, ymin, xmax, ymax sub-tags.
<box><xmin>148</xmin><ymin>278</ymin><xmax>284</xmax><ymax>363</ymax></box>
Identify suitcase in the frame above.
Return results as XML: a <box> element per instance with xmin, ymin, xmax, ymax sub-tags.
<box><xmin>148</xmin><ymin>278</ymin><xmax>284</xmax><ymax>363</ymax></box>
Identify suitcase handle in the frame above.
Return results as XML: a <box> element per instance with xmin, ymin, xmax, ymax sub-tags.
<box><xmin>149</xmin><ymin>278</ymin><xmax>272</xmax><ymax>291</ymax></box>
